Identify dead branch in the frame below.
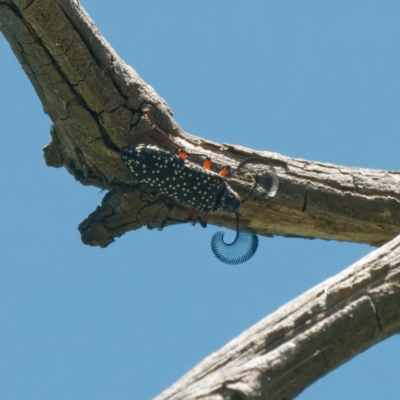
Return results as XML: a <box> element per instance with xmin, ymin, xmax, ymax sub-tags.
<box><xmin>1</xmin><ymin>0</ymin><xmax>399</xmax><ymax>247</ymax></box>
<box><xmin>154</xmin><ymin>234</ymin><xmax>400</xmax><ymax>400</ymax></box>
<box><xmin>1</xmin><ymin>1</ymin><xmax>400</xmax><ymax>399</ymax></box>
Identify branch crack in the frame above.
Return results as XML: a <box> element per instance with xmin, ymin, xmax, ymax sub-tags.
<box><xmin>22</xmin><ymin>0</ymin><xmax>36</xmax><ymax>10</ymax></box>
<box><xmin>12</xmin><ymin>3</ymin><xmax>121</xmax><ymax>152</ymax></box>
<box><xmin>367</xmin><ymin>294</ymin><xmax>383</xmax><ymax>333</ymax></box>
<box><xmin>302</xmin><ymin>186</ymin><xmax>308</xmax><ymax>212</ymax></box>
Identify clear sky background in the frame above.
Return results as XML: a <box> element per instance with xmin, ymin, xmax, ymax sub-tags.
<box><xmin>1</xmin><ymin>1</ymin><xmax>400</xmax><ymax>399</ymax></box>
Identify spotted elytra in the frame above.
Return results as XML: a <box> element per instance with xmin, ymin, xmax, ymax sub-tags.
<box><xmin>120</xmin><ymin>125</ymin><xmax>279</xmax><ymax>265</ymax></box>
<box><xmin>120</xmin><ymin>144</ymin><xmax>240</xmax><ymax>214</ymax></box>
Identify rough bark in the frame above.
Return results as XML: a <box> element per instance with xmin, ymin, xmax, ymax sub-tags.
<box><xmin>1</xmin><ymin>0</ymin><xmax>400</xmax><ymax>248</ymax></box>
<box><xmin>154</xmin><ymin>234</ymin><xmax>400</xmax><ymax>400</ymax></box>
<box><xmin>1</xmin><ymin>1</ymin><xmax>400</xmax><ymax>399</ymax></box>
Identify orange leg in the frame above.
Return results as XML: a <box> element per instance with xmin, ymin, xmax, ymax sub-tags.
<box><xmin>188</xmin><ymin>208</ymin><xmax>197</xmax><ymax>221</ymax></box>
<box><xmin>187</xmin><ymin>209</ymin><xmax>207</xmax><ymax>228</ymax></box>
<box><xmin>202</xmin><ymin>157</ymin><xmax>230</xmax><ymax>177</ymax></box>
<box><xmin>219</xmin><ymin>165</ymin><xmax>230</xmax><ymax>177</ymax></box>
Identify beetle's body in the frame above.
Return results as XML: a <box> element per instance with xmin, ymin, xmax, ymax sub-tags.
<box><xmin>121</xmin><ymin>144</ymin><xmax>240</xmax><ymax>214</ymax></box>
<box><xmin>120</xmin><ymin>126</ymin><xmax>279</xmax><ymax>265</ymax></box>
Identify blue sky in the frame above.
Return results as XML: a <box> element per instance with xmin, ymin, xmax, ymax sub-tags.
<box><xmin>1</xmin><ymin>1</ymin><xmax>400</xmax><ymax>399</ymax></box>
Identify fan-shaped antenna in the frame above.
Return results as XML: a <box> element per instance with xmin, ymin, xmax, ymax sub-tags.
<box><xmin>211</xmin><ymin>213</ymin><xmax>258</xmax><ymax>265</ymax></box>
<box><xmin>236</xmin><ymin>158</ymin><xmax>279</xmax><ymax>203</ymax></box>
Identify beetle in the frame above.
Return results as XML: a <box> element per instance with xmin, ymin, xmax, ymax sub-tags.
<box><xmin>120</xmin><ymin>125</ymin><xmax>278</xmax><ymax>264</ymax></box>
<box><xmin>120</xmin><ymin>144</ymin><xmax>240</xmax><ymax>215</ymax></box>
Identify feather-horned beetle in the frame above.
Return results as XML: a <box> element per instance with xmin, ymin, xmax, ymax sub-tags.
<box><xmin>120</xmin><ymin>144</ymin><xmax>240</xmax><ymax>215</ymax></box>
<box><xmin>120</xmin><ymin>125</ymin><xmax>278</xmax><ymax>265</ymax></box>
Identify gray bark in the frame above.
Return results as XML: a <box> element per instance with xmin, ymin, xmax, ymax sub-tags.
<box><xmin>1</xmin><ymin>1</ymin><xmax>399</xmax><ymax>398</ymax></box>
<box><xmin>1</xmin><ymin>0</ymin><xmax>399</xmax><ymax>247</ymax></box>
<box><xmin>155</xmin><ymin>234</ymin><xmax>400</xmax><ymax>400</ymax></box>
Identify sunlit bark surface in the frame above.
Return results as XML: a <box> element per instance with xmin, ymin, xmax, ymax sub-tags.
<box><xmin>1</xmin><ymin>1</ymin><xmax>400</xmax><ymax>399</ymax></box>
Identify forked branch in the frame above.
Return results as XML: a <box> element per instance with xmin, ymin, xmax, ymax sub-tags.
<box><xmin>0</xmin><ymin>0</ymin><xmax>399</xmax><ymax>247</ymax></box>
<box><xmin>1</xmin><ymin>1</ymin><xmax>400</xmax><ymax>398</ymax></box>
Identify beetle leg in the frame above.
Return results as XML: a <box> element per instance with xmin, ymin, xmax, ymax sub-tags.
<box><xmin>201</xmin><ymin>213</ymin><xmax>208</xmax><ymax>228</ymax></box>
<box><xmin>187</xmin><ymin>208</ymin><xmax>207</xmax><ymax>228</ymax></box>
<box><xmin>219</xmin><ymin>165</ymin><xmax>230</xmax><ymax>177</ymax></box>
<box><xmin>188</xmin><ymin>207</ymin><xmax>197</xmax><ymax>222</ymax></box>
<box><xmin>203</xmin><ymin>158</ymin><xmax>231</xmax><ymax>175</ymax></box>
<box><xmin>189</xmin><ymin>215</ymin><xmax>207</xmax><ymax>228</ymax></box>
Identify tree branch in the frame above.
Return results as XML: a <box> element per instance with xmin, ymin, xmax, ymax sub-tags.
<box><xmin>1</xmin><ymin>0</ymin><xmax>399</xmax><ymax>248</ymax></box>
<box><xmin>2</xmin><ymin>1</ymin><xmax>400</xmax><ymax>397</ymax></box>
<box><xmin>154</xmin><ymin>234</ymin><xmax>400</xmax><ymax>400</ymax></box>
